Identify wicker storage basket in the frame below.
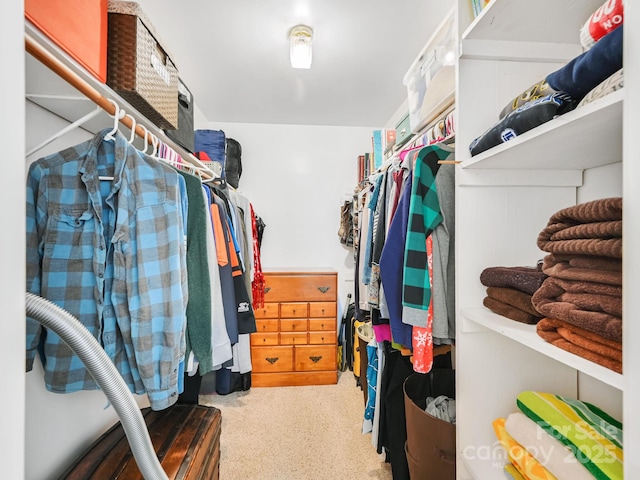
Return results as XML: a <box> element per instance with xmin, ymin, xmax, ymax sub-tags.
<box><xmin>107</xmin><ymin>1</ymin><xmax>178</xmax><ymax>129</ymax></box>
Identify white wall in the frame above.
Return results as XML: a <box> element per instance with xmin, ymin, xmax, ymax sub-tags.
<box><xmin>2</xmin><ymin>0</ymin><xmax>25</xmax><ymax>478</ymax></box>
<box><xmin>202</xmin><ymin>121</ymin><xmax>371</xmax><ymax>315</ymax></box>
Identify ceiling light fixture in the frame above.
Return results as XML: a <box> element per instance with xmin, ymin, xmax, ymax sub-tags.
<box><xmin>289</xmin><ymin>25</ymin><xmax>313</xmax><ymax>69</ymax></box>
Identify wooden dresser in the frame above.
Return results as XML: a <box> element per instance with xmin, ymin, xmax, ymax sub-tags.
<box><xmin>251</xmin><ymin>269</ymin><xmax>338</xmax><ymax>387</ymax></box>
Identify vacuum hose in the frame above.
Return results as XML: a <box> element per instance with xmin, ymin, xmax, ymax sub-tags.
<box><xmin>25</xmin><ymin>292</ymin><xmax>169</xmax><ymax>480</ymax></box>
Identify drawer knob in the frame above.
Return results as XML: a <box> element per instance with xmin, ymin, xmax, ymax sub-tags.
<box><xmin>264</xmin><ymin>287</ymin><xmax>271</xmax><ymax>294</ymax></box>
<box><xmin>318</xmin><ymin>286</ymin><xmax>330</xmax><ymax>294</ymax></box>
<box><xmin>266</xmin><ymin>357</ymin><xmax>279</xmax><ymax>364</ymax></box>
<box><xmin>309</xmin><ymin>355</ymin><xmax>323</xmax><ymax>363</ymax></box>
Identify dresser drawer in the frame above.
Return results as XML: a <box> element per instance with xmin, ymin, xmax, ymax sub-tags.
<box><xmin>280</xmin><ymin>319</ymin><xmax>307</xmax><ymax>332</ymax></box>
<box><xmin>263</xmin><ymin>273</ymin><xmax>337</xmax><ymax>302</ymax></box>
<box><xmin>250</xmin><ymin>332</ymin><xmax>279</xmax><ymax>347</ymax></box>
<box><xmin>294</xmin><ymin>345</ymin><xmax>336</xmax><ymax>371</ymax></box>
<box><xmin>309</xmin><ymin>318</ymin><xmax>336</xmax><ymax>332</ymax></box>
<box><xmin>308</xmin><ymin>332</ymin><xmax>335</xmax><ymax>345</ymax></box>
<box><xmin>254</xmin><ymin>303</ymin><xmax>279</xmax><ymax>319</ymax></box>
<box><xmin>255</xmin><ymin>319</ymin><xmax>278</xmax><ymax>332</ymax></box>
<box><xmin>309</xmin><ymin>302</ymin><xmax>336</xmax><ymax>318</ymax></box>
<box><xmin>251</xmin><ymin>346</ymin><xmax>293</xmax><ymax>373</ymax></box>
<box><xmin>280</xmin><ymin>302</ymin><xmax>308</xmax><ymax>318</ymax></box>
<box><xmin>280</xmin><ymin>332</ymin><xmax>308</xmax><ymax>345</ymax></box>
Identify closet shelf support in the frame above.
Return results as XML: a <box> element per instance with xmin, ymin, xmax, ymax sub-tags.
<box><xmin>25</xmin><ymin>33</ymin><xmax>143</xmax><ymax>137</ymax></box>
<box><xmin>24</xmin><ymin>32</ymin><xmax>214</xmax><ymax>180</ymax></box>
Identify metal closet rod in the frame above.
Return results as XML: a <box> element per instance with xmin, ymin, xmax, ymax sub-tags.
<box><xmin>24</xmin><ymin>33</ymin><xmax>213</xmax><ymax>180</ymax></box>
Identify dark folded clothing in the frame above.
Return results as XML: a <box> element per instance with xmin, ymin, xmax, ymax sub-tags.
<box><xmin>469</xmin><ymin>92</ymin><xmax>576</xmax><ymax>156</ymax></box>
<box><xmin>537</xmin><ymin>317</ymin><xmax>622</xmax><ymax>373</ymax></box>
<box><xmin>532</xmin><ymin>279</ymin><xmax>622</xmax><ymax>342</ymax></box>
<box><xmin>483</xmin><ymin>297</ymin><xmax>541</xmax><ymax>325</ymax></box>
<box><xmin>480</xmin><ymin>265</ymin><xmax>547</xmax><ymax>295</ymax></box>
<box><xmin>547</xmin><ymin>25</ymin><xmax>623</xmax><ymax>103</ymax></box>
<box><xmin>498</xmin><ymin>78</ymin><xmax>557</xmax><ymax>120</ymax></box>
<box><xmin>486</xmin><ymin>287</ymin><xmax>539</xmax><ymax>317</ymax></box>
<box><xmin>542</xmin><ymin>255</ymin><xmax>622</xmax><ymax>286</ymax></box>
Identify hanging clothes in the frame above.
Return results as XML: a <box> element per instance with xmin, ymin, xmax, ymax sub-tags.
<box><xmin>26</xmin><ymin>129</ymin><xmax>189</xmax><ymax>411</ymax></box>
<box><xmin>379</xmin><ymin>172</ymin><xmax>413</xmax><ymax>348</ymax></box>
<box><xmin>200</xmin><ymin>185</ymin><xmax>233</xmax><ymax>371</ymax></box>
<box><xmin>177</xmin><ymin>170</ymin><xmax>214</xmax><ymax>375</ymax></box>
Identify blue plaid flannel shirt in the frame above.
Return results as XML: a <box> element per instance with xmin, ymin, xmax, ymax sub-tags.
<box><xmin>26</xmin><ymin>129</ymin><xmax>188</xmax><ymax>410</ymax></box>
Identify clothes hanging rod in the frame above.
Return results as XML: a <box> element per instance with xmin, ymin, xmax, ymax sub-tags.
<box><xmin>25</xmin><ymin>33</ymin><xmax>145</xmax><ymax>136</ymax></box>
<box><xmin>24</xmin><ymin>32</ymin><xmax>213</xmax><ymax>180</ymax></box>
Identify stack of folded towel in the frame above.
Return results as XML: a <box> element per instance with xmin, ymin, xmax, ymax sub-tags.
<box><xmin>480</xmin><ymin>265</ymin><xmax>547</xmax><ymax>324</ymax></box>
<box><xmin>493</xmin><ymin>391</ymin><xmax>623</xmax><ymax>480</ymax></box>
<box><xmin>532</xmin><ymin>197</ymin><xmax>622</xmax><ymax>373</ymax></box>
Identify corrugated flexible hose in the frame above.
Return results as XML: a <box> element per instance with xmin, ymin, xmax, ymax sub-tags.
<box><xmin>25</xmin><ymin>292</ymin><xmax>169</xmax><ymax>480</ymax></box>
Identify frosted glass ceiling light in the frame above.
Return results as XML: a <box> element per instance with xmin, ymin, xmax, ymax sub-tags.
<box><xmin>289</xmin><ymin>25</ymin><xmax>313</xmax><ymax>69</ymax></box>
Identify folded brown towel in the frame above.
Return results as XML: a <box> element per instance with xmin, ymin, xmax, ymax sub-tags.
<box><xmin>532</xmin><ymin>279</ymin><xmax>622</xmax><ymax>342</ymax></box>
<box><xmin>546</xmin><ymin>221</ymin><xmax>622</xmax><ymax>241</ymax></box>
<box><xmin>483</xmin><ymin>297</ymin><xmax>541</xmax><ymax>325</ymax></box>
<box><xmin>542</xmin><ymin>255</ymin><xmax>622</xmax><ymax>286</ymax></box>
<box><xmin>545</xmin><ymin>253</ymin><xmax>622</xmax><ymax>272</ymax></box>
<box><xmin>480</xmin><ymin>265</ymin><xmax>547</xmax><ymax>295</ymax></box>
<box><xmin>540</xmin><ymin>197</ymin><xmax>622</xmax><ymax>226</ymax></box>
<box><xmin>533</xmin><ymin>275</ymin><xmax>621</xmax><ymax>316</ymax></box>
<box><xmin>536</xmin><ymin>271</ymin><xmax>621</xmax><ymax>297</ymax></box>
<box><xmin>486</xmin><ymin>287</ymin><xmax>540</xmax><ymax>317</ymax></box>
<box><xmin>538</xmin><ymin>237</ymin><xmax>622</xmax><ymax>258</ymax></box>
<box><xmin>537</xmin><ymin>317</ymin><xmax>622</xmax><ymax>373</ymax></box>
<box><xmin>537</xmin><ymin>197</ymin><xmax>623</xmax><ymax>258</ymax></box>
<box><xmin>558</xmin><ymin>292</ymin><xmax>622</xmax><ymax>317</ymax></box>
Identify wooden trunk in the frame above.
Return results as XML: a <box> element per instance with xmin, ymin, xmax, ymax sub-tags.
<box><xmin>59</xmin><ymin>405</ymin><xmax>221</xmax><ymax>480</ymax></box>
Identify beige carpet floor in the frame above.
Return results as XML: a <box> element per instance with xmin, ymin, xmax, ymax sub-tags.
<box><xmin>199</xmin><ymin>371</ymin><xmax>392</xmax><ymax>480</ymax></box>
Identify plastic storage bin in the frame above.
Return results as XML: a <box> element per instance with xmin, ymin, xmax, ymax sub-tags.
<box><xmin>403</xmin><ymin>9</ymin><xmax>456</xmax><ymax>135</ymax></box>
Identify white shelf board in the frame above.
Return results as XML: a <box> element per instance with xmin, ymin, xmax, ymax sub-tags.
<box><xmin>462</xmin><ymin>89</ymin><xmax>624</xmax><ymax>171</ymax></box>
<box><xmin>462</xmin><ymin>0</ymin><xmax>605</xmax><ymax>44</ymax></box>
<box><xmin>461</xmin><ymin>307</ymin><xmax>623</xmax><ymax>390</ymax></box>
<box><xmin>463</xmin><ymin>457</ymin><xmax>507</xmax><ymax>480</ymax></box>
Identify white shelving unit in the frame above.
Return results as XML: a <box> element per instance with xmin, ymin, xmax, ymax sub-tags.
<box><xmin>451</xmin><ymin>0</ymin><xmax>634</xmax><ymax>478</ymax></box>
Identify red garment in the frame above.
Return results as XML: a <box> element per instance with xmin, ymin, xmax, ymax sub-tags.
<box><xmin>250</xmin><ymin>204</ymin><xmax>265</xmax><ymax>309</ymax></box>
<box><xmin>412</xmin><ymin>235</ymin><xmax>434</xmax><ymax>373</ymax></box>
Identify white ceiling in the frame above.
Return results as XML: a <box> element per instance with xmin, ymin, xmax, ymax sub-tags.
<box><xmin>135</xmin><ymin>0</ymin><xmax>455</xmax><ymax>128</ymax></box>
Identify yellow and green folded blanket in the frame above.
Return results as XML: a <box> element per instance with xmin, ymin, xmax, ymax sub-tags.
<box><xmin>493</xmin><ymin>417</ymin><xmax>557</xmax><ymax>480</ymax></box>
<box><xmin>516</xmin><ymin>391</ymin><xmax>623</xmax><ymax>480</ymax></box>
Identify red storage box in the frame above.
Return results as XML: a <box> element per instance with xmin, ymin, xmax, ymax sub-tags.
<box><xmin>25</xmin><ymin>0</ymin><xmax>108</xmax><ymax>83</ymax></box>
